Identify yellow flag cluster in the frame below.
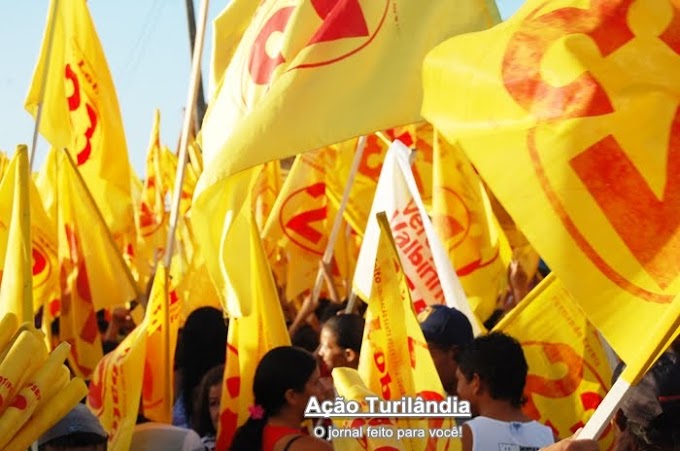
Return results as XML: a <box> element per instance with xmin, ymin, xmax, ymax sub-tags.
<box><xmin>0</xmin><ymin>313</ymin><xmax>88</xmax><ymax>451</ymax></box>
<box><xmin>422</xmin><ymin>0</ymin><xmax>680</xmax><ymax>380</ymax></box>
<box><xmin>494</xmin><ymin>274</ymin><xmax>615</xmax><ymax>447</ymax></box>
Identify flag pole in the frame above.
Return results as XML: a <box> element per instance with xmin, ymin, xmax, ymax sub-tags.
<box><xmin>288</xmin><ymin>136</ymin><xmax>367</xmax><ymax>335</ymax></box>
<box><xmin>162</xmin><ymin>0</ymin><xmax>209</xmax><ymax>413</ymax></box>
<box><xmin>30</xmin><ymin>0</ymin><xmax>61</xmax><ymax>170</ymax></box>
<box><xmin>60</xmin><ymin>149</ymin><xmax>142</xmax><ymax>301</ymax></box>
<box><xmin>164</xmin><ymin>0</ymin><xmax>209</xmax><ymax>270</ymax></box>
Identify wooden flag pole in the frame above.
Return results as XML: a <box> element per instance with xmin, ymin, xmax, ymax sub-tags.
<box><xmin>30</xmin><ymin>0</ymin><xmax>61</xmax><ymax>170</ymax></box>
<box><xmin>164</xmin><ymin>0</ymin><xmax>209</xmax><ymax>269</ymax></box>
<box><xmin>161</xmin><ymin>0</ymin><xmax>209</xmax><ymax>413</ymax></box>
<box><xmin>288</xmin><ymin>136</ymin><xmax>367</xmax><ymax>336</ymax></box>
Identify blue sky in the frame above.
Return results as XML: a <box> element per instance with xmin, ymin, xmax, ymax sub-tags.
<box><xmin>0</xmin><ymin>0</ymin><xmax>525</xmax><ymax>177</ymax></box>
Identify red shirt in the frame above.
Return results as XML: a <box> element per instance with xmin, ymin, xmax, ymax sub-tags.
<box><xmin>262</xmin><ymin>424</ymin><xmax>307</xmax><ymax>451</ymax></box>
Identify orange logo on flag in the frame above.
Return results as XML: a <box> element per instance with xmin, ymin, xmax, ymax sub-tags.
<box><xmin>64</xmin><ymin>60</ymin><xmax>101</xmax><ymax>166</ymax></box>
<box><xmin>502</xmin><ymin>0</ymin><xmax>680</xmax><ymax>302</ymax></box>
<box><xmin>280</xmin><ymin>182</ymin><xmax>328</xmax><ymax>255</ymax></box>
<box><xmin>522</xmin><ymin>341</ymin><xmax>613</xmax><ymax>444</ymax></box>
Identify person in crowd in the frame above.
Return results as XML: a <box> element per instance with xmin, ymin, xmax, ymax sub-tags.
<box><xmin>611</xmin><ymin>345</ymin><xmax>679</xmax><ymax>450</ymax></box>
<box><xmin>317</xmin><ymin>313</ymin><xmax>364</xmax><ymax>372</ymax></box>
<box><xmin>173</xmin><ymin>307</ymin><xmax>228</xmax><ymax>429</ymax></box>
<box><xmin>291</xmin><ymin>324</ymin><xmax>320</xmax><ymax>353</ymax></box>
<box><xmin>192</xmin><ymin>364</ymin><xmax>225</xmax><ymax>451</ymax></box>
<box><xmin>38</xmin><ymin>403</ymin><xmax>108</xmax><ymax>451</ymax></box>
<box><xmin>418</xmin><ymin>304</ymin><xmax>474</xmax><ymax>397</ymax></box>
<box><xmin>540</xmin><ymin>435</ymin><xmax>598</xmax><ymax>451</ymax></box>
<box><xmin>229</xmin><ymin>346</ymin><xmax>333</xmax><ymax>451</ymax></box>
<box><xmin>130</xmin><ymin>421</ymin><xmax>204</xmax><ymax>451</ymax></box>
<box><xmin>456</xmin><ymin>332</ymin><xmax>555</xmax><ymax>451</ymax></box>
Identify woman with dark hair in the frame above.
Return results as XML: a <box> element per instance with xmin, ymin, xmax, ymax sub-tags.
<box><xmin>318</xmin><ymin>314</ymin><xmax>364</xmax><ymax>372</ymax></box>
<box><xmin>193</xmin><ymin>364</ymin><xmax>225</xmax><ymax>450</ymax></box>
<box><xmin>230</xmin><ymin>347</ymin><xmax>333</xmax><ymax>451</ymax></box>
<box><xmin>173</xmin><ymin>307</ymin><xmax>228</xmax><ymax>429</ymax></box>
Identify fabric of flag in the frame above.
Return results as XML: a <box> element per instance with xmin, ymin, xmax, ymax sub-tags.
<box><xmin>353</xmin><ymin>140</ymin><xmax>478</xmax><ymax>334</ymax></box>
<box><xmin>87</xmin><ymin>316</ymin><xmax>147</xmax><ymax>450</ymax></box>
<box><xmin>263</xmin><ymin>148</ymin><xmax>349</xmax><ymax>301</ymax></box>
<box><xmin>0</xmin><ymin>146</ymin><xmax>34</xmax><ymax>323</ymax></box>
<box><xmin>494</xmin><ymin>273</ymin><xmax>615</xmax><ymax>447</ymax></box>
<box><xmin>216</xmin><ymin>207</ymin><xmax>290</xmax><ymax>450</ymax></box>
<box><xmin>331</xmin><ymin>367</ymin><xmax>404</xmax><ymax>451</ymax></box>
<box><xmin>0</xmin><ymin>151</ymin><xmax>8</xmax><ymax>183</ymax></box>
<box><xmin>55</xmin><ymin>149</ymin><xmax>138</xmax><ymax>379</ymax></box>
<box><xmin>325</xmin><ymin>124</ymin><xmax>435</xmax><ymax>237</ymax></box>
<box><xmin>432</xmin><ymin>133</ymin><xmax>508</xmax><ymax>325</ymax></box>
<box><xmin>192</xmin><ymin>0</ymin><xmax>500</xmax><ymax>313</ymax></box>
<box><xmin>209</xmin><ymin>0</ymin><xmax>259</xmax><ymax>96</ymax></box>
<box><xmin>25</xmin><ymin>0</ymin><xmax>134</xmax><ymax>240</ymax></box>
<box><xmin>141</xmin><ymin>263</ymin><xmax>180</xmax><ymax>424</ymax></box>
<box><xmin>0</xmin><ymin>147</ymin><xmax>60</xmax><ymax>322</ymax></box>
<box><xmin>358</xmin><ymin>211</ymin><xmax>459</xmax><ymax>451</ymax></box>
<box><xmin>421</xmin><ymin>0</ymin><xmax>680</xmax><ymax>377</ymax></box>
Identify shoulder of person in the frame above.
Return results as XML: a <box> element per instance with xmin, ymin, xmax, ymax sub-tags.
<box><xmin>287</xmin><ymin>435</ymin><xmax>333</xmax><ymax>451</ymax></box>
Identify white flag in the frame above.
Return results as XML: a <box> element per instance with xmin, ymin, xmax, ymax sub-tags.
<box><xmin>353</xmin><ymin>140</ymin><xmax>480</xmax><ymax>335</ymax></box>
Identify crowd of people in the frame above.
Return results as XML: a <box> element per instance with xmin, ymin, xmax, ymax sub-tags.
<box><xmin>35</xmin><ymin>291</ymin><xmax>680</xmax><ymax>451</ymax></box>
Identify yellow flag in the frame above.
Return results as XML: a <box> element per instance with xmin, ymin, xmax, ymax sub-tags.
<box><xmin>200</xmin><ymin>0</ymin><xmax>499</xmax><ymax>183</ymax></box>
<box><xmin>136</xmin><ymin>110</ymin><xmax>169</xmax><ymax>270</ymax></box>
<box><xmin>216</xmin><ymin>208</ymin><xmax>290</xmax><ymax>450</ymax></box>
<box><xmin>141</xmin><ymin>263</ymin><xmax>180</xmax><ymax>423</ymax></box>
<box><xmin>358</xmin><ymin>212</ymin><xmax>459</xmax><ymax>451</ymax></box>
<box><xmin>26</xmin><ymin>0</ymin><xmax>134</xmax><ymax>239</ymax></box>
<box><xmin>0</xmin><ymin>146</ymin><xmax>33</xmax><ymax>323</ymax></box>
<box><xmin>87</xmin><ymin>318</ymin><xmax>147</xmax><ymax>450</ymax></box>
<box><xmin>176</xmin><ymin>248</ymin><xmax>222</xmax><ymax>324</ymax></box>
<box><xmin>55</xmin><ymin>149</ymin><xmax>139</xmax><ymax>378</ymax></box>
<box><xmin>0</xmin><ymin>151</ymin><xmax>8</xmax><ymax>182</ymax></box>
<box><xmin>422</xmin><ymin>0</ymin><xmax>680</xmax><ymax>379</ymax></box>
<box><xmin>263</xmin><ymin>148</ymin><xmax>348</xmax><ymax>301</ymax></box>
<box><xmin>0</xmin><ymin>147</ymin><xmax>60</xmax><ymax>321</ymax></box>
<box><xmin>432</xmin><ymin>133</ymin><xmax>508</xmax><ymax>325</ymax></box>
<box><xmin>331</xmin><ymin>367</ymin><xmax>405</xmax><ymax>451</ymax></box>
<box><xmin>252</xmin><ymin>161</ymin><xmax>282</xmax><ymax>233</ymax></box>
<box><xmin>209</xmin><ymin>0</ymin><xmax>260</xmax><ymax>95</ymax></box>
<box><xmin>494</xmin><ymin>274</ymin><xmax>615</xmax><ymax>447</ymax></box>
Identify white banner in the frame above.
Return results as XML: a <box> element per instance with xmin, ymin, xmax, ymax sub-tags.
<box><xmin>353</xmin><ymin>140</ymin><xmax>480</xmax><ymax>335</ymax></box>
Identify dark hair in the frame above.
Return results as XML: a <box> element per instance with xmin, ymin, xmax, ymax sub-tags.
<box><xmin>292</xmin><ymin>324</ymin><xmax>320</xmax><ymax>353</ymax></box>
<box><xmin>175</xmin><ymin>307</ymin><xmax>228</xmax><ymax>425</ymax></box>
<box><xmin>483</xmin><ymin>309</ymin><xmax>506</xmax><ymax>331</ymax></box>
<box><xmin>455</xmin><ymin>332</ymin><xmax>528</xmax><ymax>408</ymax></box>
<box><xmin>193</xmin><ymin>364</ymin><xmax>225</xmax><ymax>437</ymax></box>
<box><xmin>229</xmin><ymin>347</ymin><xmax>317</xmax><ymax>451</ymax></box>
<box><xmin>322</xmin><ymin>314</ymin><xmax>365</xmax><ymax>353</ymax></box>
<box><xmin>316</xmin><ymin>299</ymin><xmax>347</xmax><ymax>324</ymax></box>
<box><xmin>39</xmin><ymin>432</ymin><xmax>107</xmax><ymax>450</ymax></box>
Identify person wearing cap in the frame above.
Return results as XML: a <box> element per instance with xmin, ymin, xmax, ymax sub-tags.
<box><xmin>417</xmin><ymin>304</ymin><xmax>474</xmax><ymax>397</ymax></box>
<box><xmin>611</xmin><ymin>347</ymin><xmax>680</xmax><ymax>450</ymax></box>
<box><xmin>38</xmin><ymin>403</ymin><xmax>108</xmax><ymax>451</ymax></box>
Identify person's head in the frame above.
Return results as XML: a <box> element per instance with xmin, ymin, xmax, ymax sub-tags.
<box><xmin>291</xmin><ymin>324</ymin><xmax>320</xmax><ymax>353</ymax></box>
<box><xmin>175</xmin><ymin>307</ymin><xmax>228</xmax><ymax>423</ymax></box>
<box><xmin>229</xmin><ymin>347</ymin><xmax>322</xmax><ymax>451</ymax></box>
<box><xmin>418</xmin><ymin>305</ymin><xmax>474</xmax><ymax>395</ymax></box>
<box><xmin>612</xmin><ymin>350</ymin><xmax>680</xmax><ymax>450</ymax></box>
<box><xmin>318</xmin><ymin>314</ymin><xmax>365</xmax><ymax>371</ymax></box>
<box><xmin>455</xmin><ymin>332</ymin><xmax>527</xmax><ymax>414</ymax></box>
<box><xmin>193</xmin><ymin>364</ymin><xmax>225</xmax><ymax>438</ymax></box>
<box><xmin>38</xmin><ymin>404</ymin><xmax>108</xmax><ymax>451</ymax></box>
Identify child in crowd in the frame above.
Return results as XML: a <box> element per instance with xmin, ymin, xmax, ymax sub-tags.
<box><xmin>193</xmin><ymin>364</ymin><xmax>225</xmax><ymax>451</ymax></box>
<box><xmin>455</xmin><ymin>332</ymin><xmax>555</xmax><ymax>451</ymax></box>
